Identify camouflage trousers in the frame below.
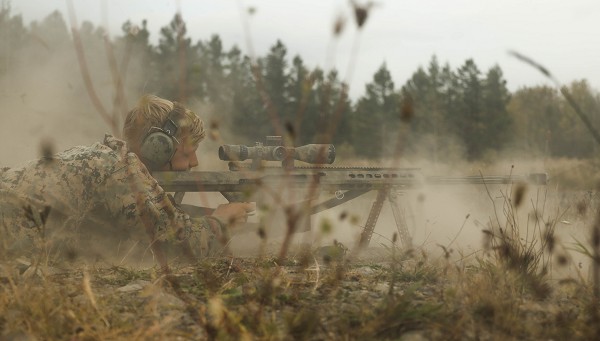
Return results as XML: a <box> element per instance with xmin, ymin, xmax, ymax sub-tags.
<box><xmin>0</xmin><ymin>192</ymin><xmax>229</xmax><ymax>264</ymax></box>
<box><xmin>188</xmin><ymin>216</ymin><xmax>231</xmax><ymax>258</ymax></box>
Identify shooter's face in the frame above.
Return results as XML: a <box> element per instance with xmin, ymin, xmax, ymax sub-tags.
<box><xmin>161</xmin><ymin>139</ymin><xmax>199</xmax><ymax>171</ymax></box>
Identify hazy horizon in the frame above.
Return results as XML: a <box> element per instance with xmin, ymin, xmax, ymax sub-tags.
<box><xmin>9</xmin><ymin>0</ymin><xmax>600</xmax><ymax>99</ymax></box>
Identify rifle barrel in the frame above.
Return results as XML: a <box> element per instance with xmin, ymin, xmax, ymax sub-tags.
<box><xmin>426</xmin><ymin>173</ymin><xmax>547</xmax><ymax>185</ymax></box>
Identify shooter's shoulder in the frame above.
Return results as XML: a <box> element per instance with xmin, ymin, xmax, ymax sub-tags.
<box><xmin>57</xmin><ymin>134</ymin><xmax>130</xmax><ymax>164</ymax></box>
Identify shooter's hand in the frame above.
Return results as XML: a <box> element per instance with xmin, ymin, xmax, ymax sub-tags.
<box><xmin>212</xmin><ymin>202</ymin><xmax>256</xmax><ymax>227</ymax></box>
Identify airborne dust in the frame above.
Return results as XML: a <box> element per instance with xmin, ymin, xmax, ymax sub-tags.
<box><xmin>0</xmin><ymin>9</ymin><xmax>593</xmax><ymax>281</ymax></box>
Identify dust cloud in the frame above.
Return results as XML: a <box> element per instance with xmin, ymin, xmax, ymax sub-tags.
<box><xmin>1</xmin><ymin>11</ymin><xmax>593</xmax><ymax>280</ymax></box>
<box><xmin>0</xmin><ymin>23</ymin><xmax>126</xmax><ymax>167</ymax></box>
<box><xmin>223</xmin><ymin>152</ymin><xmax>596</xmax><ymax>281</ymax></box>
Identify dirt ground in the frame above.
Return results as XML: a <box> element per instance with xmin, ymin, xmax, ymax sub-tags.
<box><xmin>0</xmin><ymin>238</ymin><xmax>598</xmax><ymax>341</ymax></box>
<box><xmin>2</xmin><ymin>181</ymin><xmax>600</xmax><ymax>340</ymax></box>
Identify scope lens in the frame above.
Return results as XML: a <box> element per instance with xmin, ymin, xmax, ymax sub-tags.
<box><xmin>219</xmin><ymin>145</ymin><xmax>249</xmax><ymax>161</ymax></box>
<box><xmin>272</xmin><ymin>146</ymin><xmax>286</xmax><ymax>161</ymax></box>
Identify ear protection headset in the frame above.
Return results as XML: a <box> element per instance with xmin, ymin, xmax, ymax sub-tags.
<box><xmin>139</xmin><ymin>104</ymin><xmax>182</xmax><ymax>170</ymax></box>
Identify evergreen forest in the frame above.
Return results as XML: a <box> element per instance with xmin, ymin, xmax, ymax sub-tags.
<box><xmin>2</xmin><ymin>7</ymin><xmax>600</xmax><ymax>161</ymax></box>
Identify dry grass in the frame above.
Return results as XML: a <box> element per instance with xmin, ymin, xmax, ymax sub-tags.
<box><xmin>1</xmin><ymin>192</ymin><xmax>600</xmax><ymax>341</ymax></box>
<box><xmin>2</xmin><ymin>159</ymin><xmax>600</xmax><ymax>340</ymax></box>
<box><xmin>0</xmin><ymin>254</ymin><xmax>595</xmax><ymax>340</ymax></box>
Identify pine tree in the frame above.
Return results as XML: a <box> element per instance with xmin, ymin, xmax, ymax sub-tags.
<box><xmin>481</xmin><ymin>65</ymin><xmax>512</xmax><ymax>153</ymax></box>
<box><xmin>153</xmin><ymin>13</ymin><xmax>200</xmax><ymax>103</ymax></box>
<box><xmin>453</xmin><ymin>59</ymin><xmax>483</xmax><ymax>159</ymax></box>
<box><xmin>507</xmin><ymin>86</ymin><xmax>561</xmax><ymax>156</ymax></box>
<box><xmin>351</xmin><ymin>63</ymin><xmax>401</xmax><ymax>158</ymax></box>
<box><xmin>0</xmin><ymin>4</ymin><xmax>28</xmax><ymax>79</ymax></box>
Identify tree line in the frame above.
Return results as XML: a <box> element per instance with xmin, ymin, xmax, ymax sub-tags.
<box><xmin>2</xmin><ymin>7</ymin><xmax>600</xmax><ymax>161</ymax></box>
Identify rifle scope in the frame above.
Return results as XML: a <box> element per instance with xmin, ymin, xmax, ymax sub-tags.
<box><xmin>219</xmin><ymin>143</ymin><xmax>336</xmax><ymax>164</ymax></box>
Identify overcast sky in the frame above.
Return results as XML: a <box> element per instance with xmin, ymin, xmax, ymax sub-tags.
<box><xmin>9</xmin><ymin>0</ymin><xmax>600</xmax><ymax>98</ymax></box>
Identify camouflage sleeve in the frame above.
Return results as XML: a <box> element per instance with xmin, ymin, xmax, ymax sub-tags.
<box><xmin>98</xmin><ymin>151</ymin><xmax>205</xmax><ymax>244</ymax></box>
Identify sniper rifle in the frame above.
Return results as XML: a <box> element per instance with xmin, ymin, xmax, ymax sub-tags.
<box><xmin>153</xmin><ymin>136</ymin><xmax>548</xmax><ymax>247</ymax></box>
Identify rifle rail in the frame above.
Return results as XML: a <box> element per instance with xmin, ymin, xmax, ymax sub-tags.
<box><xmin>154</xmin><ymin>169</ymin><xmax>548</xmax><ymax>193</ymax></box>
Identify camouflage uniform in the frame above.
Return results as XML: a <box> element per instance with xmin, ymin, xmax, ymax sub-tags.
<box><xmin>0</xmin><ymin>134</ymin><xmax>214</xmax><ymax>262</ymax></box>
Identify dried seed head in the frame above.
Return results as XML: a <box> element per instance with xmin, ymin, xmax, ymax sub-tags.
<box><xmin>392</xmin><ymin>232</ymin><xmax>398</xmax><ymax>243</ymax></box>
<box><xmin>333</xmin><ymin>14</ymin><xmax>346</xmax><ymax>36</ymax></box>
<box><xmin>350</xmin><ymin>1</ymin><xmax>372</xmax><ymax>29</ymax></box>
<box><xmin>285</xmin><ymin>121</ymin><xmax>295</xmax><ymax>140</ymax></box>
<box><xmin>339</xmin><ymin>210</ymin><xmax>348</xmax><ymax>221</ymax></box>
<box><xmin>40</xmin><ymin>138</ymin><xmax>55</xmax><ymax>164</ymax></box>
<box><xmin>593</xmin><ymin>224</ymin><xmax>600</xmax><ymax>248</ymax></box>
<box><xmin>437</xmin><ymin>244</ymin><xmax>450</xmax><ymax>259</ymax></box>
<box><xmin>174</xmin><ymin>13</ymin><xmax>185</xmax><ymax>36</ymax></box>
<box><xmin>543</xmin><ymin>226</ymin><xmax>555</xmax><ymax>253</ymax></box>
<box><xmin>400</xmin><ymin>93</ymin><xmax>414</xmax><ymax>123</ymax></box>
<box><xmin>576</xmin><ymin>200</ymin><xmax>587</xmax><ymax>215</ymax></box>
<box><xmin>257</xmin><ymin>227</ymin><xmax>266</xmax><ymax>240</ymax></box>
<box><xmin>209</xmin><ymin>130</ymin><xmax>220</xmax><ymax>141</ymax></box>
<box><xmin>481</xmin><ymin>229</ymin><xmax>493</xmax><ymax>250</ymax></box>
<box><xmin>65</xmin><ymin>246</ymin><xmax>79</xmax><ymax>262</ymax></box>
<box><xmin>209</xmin><ymin>120</ymin><xmax>220</xmax><ymax>141</ymax></box>
<box><xmin>320</xmin><ymin>218</ymin><xmax>333</xmax><ymax>235</ymax></box>
<box><xmin>556</xmin><ymin>254</ymin><xmax>568</xmax><ymax>266</ymax></box>
<box><xmin>513</xmin><ymin>183</ymin><xmax>527</xmax><ymax>207</ymax></box>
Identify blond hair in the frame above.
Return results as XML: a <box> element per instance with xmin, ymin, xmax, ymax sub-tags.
<box><xmin>123</xmin><ymin>94</ymin><xmax>205</xmax><ymax>153</ymax></box>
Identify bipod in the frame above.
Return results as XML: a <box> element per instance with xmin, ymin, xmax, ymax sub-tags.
<box><xmin>388</xmin><ymin>191</ymin><xmax>412</xmax><ymax>248</ymax></box>
<box><xmin>359</xmin><ymin>188</ymin><xmax>412</xmax><ymax>248</ymax></box>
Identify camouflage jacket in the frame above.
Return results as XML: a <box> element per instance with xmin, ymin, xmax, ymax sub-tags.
<box><xmin>0</xmin><ymin>134</ymin><xmax>209</xmax><ymax>259</ymax></box>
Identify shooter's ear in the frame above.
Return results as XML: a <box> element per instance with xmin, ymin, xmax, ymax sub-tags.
<box><xmin>139</xmin><ymin>106</ymin><xmax>181</xmax><ymax>170</ymax></box>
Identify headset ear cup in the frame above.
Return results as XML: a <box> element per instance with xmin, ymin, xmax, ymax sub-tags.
<box><xmin>140</xmin><ymin>131</ymin><xmax>175</xmax><ymax>170</ymax></box>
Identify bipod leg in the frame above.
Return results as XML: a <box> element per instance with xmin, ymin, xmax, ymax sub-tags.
<box><xmin>359</xmin><ymin>188</ymin><xmax>388</xmax><ymax>248</ymax></box>
<box><xmin>388</xmin><ymin>191</ymin><xmax>412</xmax><ymax>248</ymax></box>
